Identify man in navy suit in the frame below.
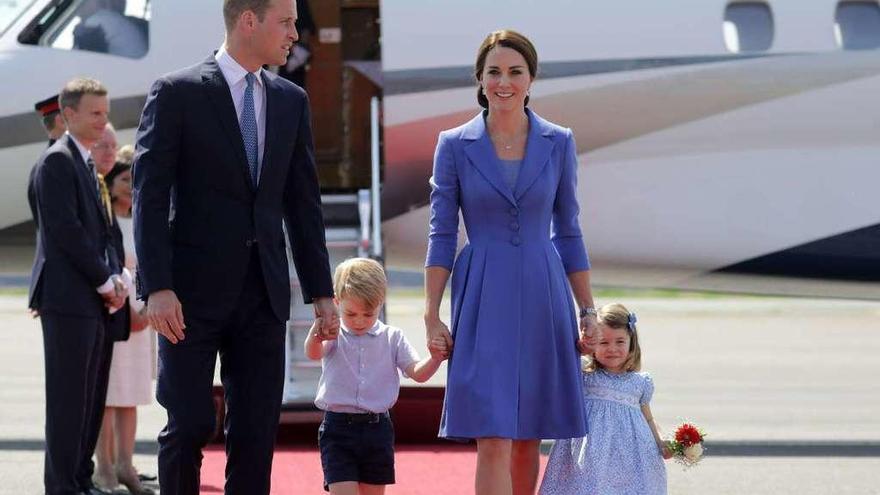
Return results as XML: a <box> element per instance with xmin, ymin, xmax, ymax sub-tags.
<box><xmin>30</xmin><ymin>78</ymin><xmax>128</xmax><ymax>495</ymax></box>
<box><xmin>132</xmin><ymin>1</ymin><xmax>338</xmax><ymax>493</ymax></box>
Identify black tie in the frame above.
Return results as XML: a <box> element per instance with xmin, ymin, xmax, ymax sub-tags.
<box><xmin>86</xmin><ymin>157</ymin><xmax>100</xmax><ymax>195</ymax></box>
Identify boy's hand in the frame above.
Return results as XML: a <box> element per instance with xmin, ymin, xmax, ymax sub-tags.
<box><xmin>428</xmin><ymin>336</ymin><xmax>449</xmax><ymax>361</ymax></box>
<box><xmin>310</xmin><ymin>317</ymin><xmax>336</xmax><ymax>342</ymax></box>
<box><xmin>316</xmin><ymin>316</ymin><xmax>338</xmax><ymax>341</ymax></box>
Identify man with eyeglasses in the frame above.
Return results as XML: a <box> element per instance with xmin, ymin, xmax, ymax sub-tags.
<box><xmin>79</xmin><ymin>122</ymin><xmax>134</xmax><ymax>494</ymax></box>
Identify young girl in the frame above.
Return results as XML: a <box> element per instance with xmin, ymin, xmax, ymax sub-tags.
<box><xmin>539</xmin><ymin>303</ymin><xmax>671</xmax><ymax>495</ymax></box>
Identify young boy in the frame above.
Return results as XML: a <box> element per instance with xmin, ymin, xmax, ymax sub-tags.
<box><xmin>305</xmin><ymin>257</ymin><xmax>448</xmax><ymax>494</ymax></box>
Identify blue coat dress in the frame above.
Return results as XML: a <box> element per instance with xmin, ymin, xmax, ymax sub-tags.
<box><xmin>426</xmin><ymin>109</ymin><xmax>589</xmax><ymax>440</ymax></box>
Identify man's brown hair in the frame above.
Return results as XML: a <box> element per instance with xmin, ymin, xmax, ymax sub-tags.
<box><xmin>223</xmin><ymin>0</ymin><xmax>273</xmax><ymax>31</ymax></box>
<box><xmin>59</xmin><ymin>78</ymin><xmax>108</xmax><ymax>111</ymax></box>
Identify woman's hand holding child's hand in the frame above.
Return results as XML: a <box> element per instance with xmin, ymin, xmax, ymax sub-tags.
<box><xmin>577</xmin><ymin>315</ymin><xmax>598</xmax><ymax>355</ymax></box>
<box><xmin>428</xmin><ymin>337</ymin><xmax>450</xmax><ymax>360</ymax></box>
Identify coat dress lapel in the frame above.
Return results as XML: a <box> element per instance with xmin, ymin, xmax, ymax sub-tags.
<box><xmin>461</xmin><ymin>109</ymin><xmax>557</xmax><ymax>206</ymax></box>
<box><xmin>461</xmin><ymin>114</ymin><xmax>517</xmax><ymax>207</ymax></box>
<box><xmin>513</xmin><ymin>109</ymin><xmax>556</xmax><ymax>201</ymax></box>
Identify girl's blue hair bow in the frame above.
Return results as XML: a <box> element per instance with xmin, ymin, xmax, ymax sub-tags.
<box><xmin>627</xmin><ymin>312</ymin><xmax>638</xmax><ymax>332</ymax></box>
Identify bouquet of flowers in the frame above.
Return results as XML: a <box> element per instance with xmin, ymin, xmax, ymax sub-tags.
<box><xmin>666</xmin><ymin>422</ymin><xmax>706</xmax><ymax>467</ymax></box>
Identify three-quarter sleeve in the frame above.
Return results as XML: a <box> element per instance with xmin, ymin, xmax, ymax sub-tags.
<box><xmin>425</xmin><ymin>132</ymin><xmax>460</xmax><ymax>271</ymax></box>
<box><xmin>551</xmin><ymin>129</ymin><xmax>590</xmax><ymax>273</ymax></box>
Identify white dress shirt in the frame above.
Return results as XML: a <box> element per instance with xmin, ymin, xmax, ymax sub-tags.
<box><xmin>215</xmin><ymin>46</ymin><xmax>266</xmax><ymax>182</ymax></box>
<box><xmin>67</xmin><ymin>131</ymin><xmax>93</xmax><ymax>170</ymax></box>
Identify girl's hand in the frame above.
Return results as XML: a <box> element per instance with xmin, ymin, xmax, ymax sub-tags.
<box><xmin>660</xmin><ymin>443</ymin><xmax>674</xmax><ymax>460</ymax></box>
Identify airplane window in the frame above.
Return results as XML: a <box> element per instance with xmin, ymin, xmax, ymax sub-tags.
<box><xmin>835</xmin><ymin>1</ymin><xmax>880</xmax><ymax>50</ymax></box>
<box><xmin>723</xmin><ymin>2</ymin><xmax>774</xmax><ymax>53</ymax></box>
<box><xmin>19</xmin><ymin>0</ymin><xmax>150</xmax><ymax>59</ymax></box>
<box><xmin>1</xmin><ymin>0</ymin><xmax>38</xmax><ymax>37</ymax></box>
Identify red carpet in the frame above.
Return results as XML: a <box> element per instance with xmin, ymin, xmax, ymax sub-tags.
<box><xmin>200</xmin><ymin>444</ymin><xmax>549</xmax><ymax>494</ymax></box>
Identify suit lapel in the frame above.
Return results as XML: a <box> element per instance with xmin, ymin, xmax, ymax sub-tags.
<box><xmin>461</xmin><ymin>114</ymin><xmax>517</xmax><ymax>207</ymax></box>
<box><xmin>201</xmin><ymin>56</ymin><xmax>255</xmax><ymax>193</ymax></box>
<box><xmin>64</xmin><ymin>135</ymin><xmax>106</xmax><ymax>221</ymax></box>
<box><xmin>513</xmin><ymin>109</ymin><xmax>556</xmax><ymax>200</ymax></box>
<box><xmin>258</xmin><ymin>72</ymin><xmax>281</xmax><ymax>191</ymax></box>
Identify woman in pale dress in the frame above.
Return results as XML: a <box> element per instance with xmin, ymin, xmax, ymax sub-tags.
<box><xmin>93</xmin><ymin>145</ymin><xmax>157</xmax><ymax>495</ymax></box>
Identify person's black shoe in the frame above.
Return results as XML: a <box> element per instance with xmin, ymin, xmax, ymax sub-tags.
<box><xmin>137</xmin><ymin>473</ymin><xmax>157</xmax><ymax>482</ymax></box>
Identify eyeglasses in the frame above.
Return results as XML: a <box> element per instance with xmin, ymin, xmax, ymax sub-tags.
<box><xmin>93</xmin><ymin>143</ymin><xmax>117</xmax><ymax>151</ymax></box>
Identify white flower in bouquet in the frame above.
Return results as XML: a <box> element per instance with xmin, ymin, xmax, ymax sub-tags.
<box><xmin>683</xmin><ymin>443</ymin><xmax>703</xmax><ymax>462</ymax></box>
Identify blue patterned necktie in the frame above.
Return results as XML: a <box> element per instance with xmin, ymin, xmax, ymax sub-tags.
<box><xmin>241</xmin><ymin>72</ymin><xmax>259</xmax><ymax>187</ymax></box>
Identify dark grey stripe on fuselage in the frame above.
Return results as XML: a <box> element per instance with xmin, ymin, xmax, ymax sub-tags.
<box><xmin>0</xmin><ymin>94</ymin><xmax>147</xmax><ymax>149</ymax></box>
<box><xmin>716</xmin><ymin>223</ymin><xmax>880</xmax><ymax>282</ymax></box>
<box><xmin>383</xmin><ymin>54</ymin><xmax>773</xmax><ymax>95</ymax></box>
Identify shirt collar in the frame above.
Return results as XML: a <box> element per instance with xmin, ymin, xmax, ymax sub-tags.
<box><xmin>66</xmin><ymin>131</ymin><xmax>92</xmax><ymax>166</ymax></box>
<box><xmin>341</xmin><ymin>320</ymin><xmax>383</xmax><ymax>337</ymax></box>
<box><xmin>215</xmin><ymin>45</ymin><xmax>264</xmax><ymax>89</ymax></box>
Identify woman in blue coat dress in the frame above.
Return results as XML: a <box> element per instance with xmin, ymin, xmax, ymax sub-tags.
<box><xmin>424</xmin><ymin>30</ymin><xmax>599</xmax><ymax>495</ymax></box>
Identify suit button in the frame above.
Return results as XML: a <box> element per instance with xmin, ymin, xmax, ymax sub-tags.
<box><xmin>511</xmin><ymin>235</ymin><xmax>521</xmax><ymax>246</ymax></box>
<box><xmin>245</xmin><ymin>239</ymin><xmax>254</xmax><ymax>247</ymax></box>
<box><xmin>509</xmin><ymin>222</ymin><xmax>520</xmax><ymax>231</ymax></box>
<box><xmin>509</xmin><ymin>207</ymin><xmax>519</xmax><ymax>216</ymax></box>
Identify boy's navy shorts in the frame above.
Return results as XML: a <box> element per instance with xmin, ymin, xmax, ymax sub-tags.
<box><xmin>318</xmin><ymin>411</ymin><xmax>395</xmax><ymax>491</ymax></box>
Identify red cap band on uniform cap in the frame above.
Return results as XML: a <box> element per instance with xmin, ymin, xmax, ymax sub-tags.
<box><xmin>38</xmin><ymin>100</ymin><xmax>60</xmax><ymax>116</ymax></box>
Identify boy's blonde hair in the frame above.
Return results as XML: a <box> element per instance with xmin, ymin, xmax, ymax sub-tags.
<box><xmin>584</xmin><ymin>302</ymin><xmax>642</xmax><ymax>373</ymax></box>
<box><xmin>333</xmin><ymin>258</ymin><xmax>386</xmax><ymax>309</ymax></box>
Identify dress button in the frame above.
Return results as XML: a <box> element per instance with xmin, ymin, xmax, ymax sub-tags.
<box><xmin>509</xmin><ymin>207</ymin><xmax>519</xmax><ymax>216</ymax></box>
<box><xmin>511</xmin><ymin>235</ymin><xmax>521</xmax><ymax>246</ymax></box>
<box><xmin>509</xmin><ymin>222</ymin><xmax>520</xmax><ymax>231</ymax></box>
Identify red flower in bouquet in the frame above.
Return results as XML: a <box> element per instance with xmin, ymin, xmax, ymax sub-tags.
<box><xmin>674</xmin><ymin>423</ymin><xmax>703</xmax><ymax>447</ymax></box>
<box><xmin>666</xmin><ymin>422</ymin><xmax>706</xmax><ymax>467</ymax></box>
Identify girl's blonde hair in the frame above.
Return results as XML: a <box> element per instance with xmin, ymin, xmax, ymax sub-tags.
<box><xmin>584</xmin><ymin>302</ymin><xmax>642</xmax><ymax>373</ymax></box>
<box><xmin>333</xmin><ymin>258</ymin><xmax>386</xmax><ymax>309</ymax></box>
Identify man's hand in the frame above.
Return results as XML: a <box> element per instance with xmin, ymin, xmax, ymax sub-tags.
<box><xmin>313</xmin><ymin>297</ymin><xmax>339</xmax><ymax>340</ymax></box>
<box><xmin>99</xmin><ymin>274</ymin><xmax>128</xmax><ymax>313</ymax></box>
<box><xmin>147</xmin><ymin>289</ymin><xmax>186</xmax><ymax>344</ymax></box>
<box><xmin>577</xmin><ymin>314</ymin><xmax>598</xmax><ymax>355</ymax></box>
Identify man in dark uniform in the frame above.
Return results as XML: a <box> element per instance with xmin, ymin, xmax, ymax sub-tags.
<box><xmin>28</xmin><ymin>95</ymin><xmax>67</xmax><ymax>227</ymax></box>
<box><xmin>28</xmin><ymin>95</ymin><xmax>68</xmax><ymax>316</ymax></box>
<box><xmin>30</xmin><ymin>78</ymin><xmax>128</xmax><ymax>495</ymax></box>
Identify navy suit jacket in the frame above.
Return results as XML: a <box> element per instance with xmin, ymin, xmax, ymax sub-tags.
<box><xmin>29</xmin><ymin>135</ymin><xmax>116</xmax><ymax>317</ymax></box>
<box><xmin>132</xmin><ymin>55</ymin><xmax>333</xmax><ymax>321</ymax></box>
